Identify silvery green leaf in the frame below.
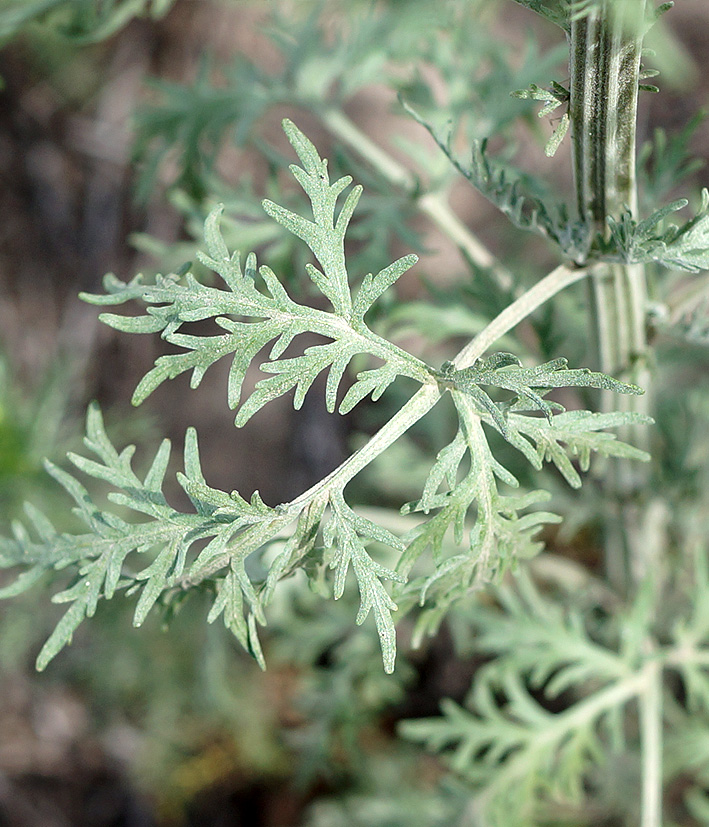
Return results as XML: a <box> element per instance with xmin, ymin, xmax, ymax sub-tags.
<box><xmin>607</xmin><ymin>189</ymin><xmax>709</xmax><ymax>272</ymax></box>
<box><xmin>0</xmin><ymin>405</ymin><xmax>285</xmax><ymax>669</ymax></box>
<box><xmin>441</xmin><ymin>353</ymin><xmax>643</xmax><ymax>441</ymax></box>
<box><xmin>82</xmin><ymin>123</ymin><xmax>427</xmax><ymax>423</ymax></box>
<box><xmin>207</xmin><ymin>566</ymin><xmax>249</xmax><ymax>648</ymax></box>
<box><xmin>545</xmin><ymin>112</ymin><xmax>570</xmax><ymax>157</ymax></box>
<box><xmin>510</xmin><ymin>410</ymin><xmax>653</xmax><ymax>488</ymax></box>
<box><xmin>325</xmin><ymin>492</ymin><xmax>404</xmax><ymax>674</ymax></box>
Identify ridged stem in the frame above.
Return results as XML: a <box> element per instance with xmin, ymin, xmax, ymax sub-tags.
<box><xmin>571</xmin><ymin>1</ymin><xmax>644</xmax><ymax>229</ymax></box>
<box><xmin>569</xmin><ymin>0</ymin><xmax>652</xmax><ymax>591</ymax></box>
<box><xmin>571</xmin><ymin>7</ymin><xmax>661</xmax><ymax>825</ymax></box>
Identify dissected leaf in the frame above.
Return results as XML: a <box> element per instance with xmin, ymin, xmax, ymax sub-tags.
<box><xmin>0</xmin><ymin>405</ymin><xmax>287</xmax><ymax>668</ymax></box>
<box><xmin>605</xmin><ymin>188</ymin><xmax>709</xmax><ymax>272</ymax></box>
<box><xmin>439</xmin><ymin>353</ymin><xmax>643</xmax><ymax>439</ymax></box>
<box><xmin>83</xmin><ymin>123</ymin><xmax>427</xmax><ymax>424</ymax></box>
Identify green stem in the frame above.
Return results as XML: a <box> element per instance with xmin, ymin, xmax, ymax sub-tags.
<box><xmin>570</xmin><ymin>8</ymin><xmax>662</xmax><ymax>820</ymax></box>
<box><xmin>289</xmin><ymin>263</ymin><xmax>586</xmax><ymax>506</ymax></box>
<box><xmin>569</xmin><ymin>0</ymin><xmax>648</xmax><ymax>381</ymax></box>
<box><xmin>570</xmin><ymin>1</ymin><xmax>645</xmax><ymax>230</ymax></box>
<box><xmin>569</xmin><ymin>0</ymin><xmax>652</xmax><ymax>590</ymax></box>
<box><xmin>640</xmin><ymin>657</ymin><xmax>663</xmax><ymax>827</ymax></box>
<box><xmin>453</xmin><ymin>264</ymin><xmax>584</xmax><ymax>368</ymax></box>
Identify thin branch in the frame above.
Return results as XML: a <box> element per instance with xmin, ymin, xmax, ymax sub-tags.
<box><xmin>640</xmin><ymin>656</ymin><xmax>663</xmax><ymax>827</ymax></box>
<box><xmin>320</xmin><ymin>107</ymin><xmax>513</xmax><ymax>291</ymax></box>
<box><xmin>453</xmin><ymin>264</ymin><xmax>586</xmax><ymax>367</ymax></box>
<box><xmin>288</xmin><ymin>262</ymin><xmax>588</xmax><ymax>505</ymax></box>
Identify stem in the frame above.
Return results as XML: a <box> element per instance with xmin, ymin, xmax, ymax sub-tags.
<box><xmin>288</xmin><ymin>383</ymin><xmax>440</xmax><ymax>507</ymax></box>
<box><xmin>453</xmin><ymin>264</ymin><xmax>585</xmax><ymax>368</ymax></box>
<box><xmin>320</xmin><ymin>107</ymin><xmax>513</xmax><ymax>291</ymax></box>
<box><xmin>640</xmin><ymin>657</ymin><xmax>663</xmax><ymax>827</ymax></box>
<box><xmin>570</xmin><ymin>1</ymin><xmax>645</xmax><ymax>230</ymax></box>
<box><xmin>570</xmin><ymin>9</ymin><xmax>662</xmax><ymax>820</ymax></box>
<box><xmin>289</xmin><ymin>263</ymin><xmax>587</xmax><ymax>506</ymax></box>
<box><xmin>569</xmin><ymin>0</ymin><xmax>648</xmax><ymax>381</ymax></box>
<box><xmin>569</xmin><ymin>0</ymin><xmax>651</xmax><ymax>590</ymax></box>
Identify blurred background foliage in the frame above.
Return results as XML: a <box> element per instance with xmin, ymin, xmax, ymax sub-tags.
<box><xmin>0</xmin><ymin>0</ymin><xmax>708</xmax><ymax>824</ymax></box>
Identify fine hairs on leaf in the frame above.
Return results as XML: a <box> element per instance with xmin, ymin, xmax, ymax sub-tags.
<box><xmin>604</xmin><ymin>187</ymin><xmax>709</xmax><ymax>272</ymax></box>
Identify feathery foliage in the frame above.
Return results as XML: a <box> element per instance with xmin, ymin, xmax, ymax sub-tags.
<box><xmin>401</xmin><ymin>574</ymin><xmax>643</xmax><ymax>826</ymax></box>
<box><xmin>3</xmin><ymin>0</ymin><xmax>709</xmax><ymax>822</ymax></box>
<box><xmin>604</xmin><ymin>188</ymin><xmax>709</xmax><ymax>272</ymax></box>
<box><xmin>511</xmin><ymin>81</ymin><xmax>570</xmax><ymax>157</ymax></box>
<box><xmin>87</xmin><ymin>120</ymin><xmax>428</xmax><ymax>423</ymax></box>
<box><xmin>0</xmin><ymin>115</ymin><xmax>650</xmax><ymax>677</ymax></box>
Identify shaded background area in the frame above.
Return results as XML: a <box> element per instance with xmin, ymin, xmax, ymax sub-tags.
<box><xmin>0</xmin><ymin>1</ymin><xmax>708</xmax><ymax>824</ymax></box>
